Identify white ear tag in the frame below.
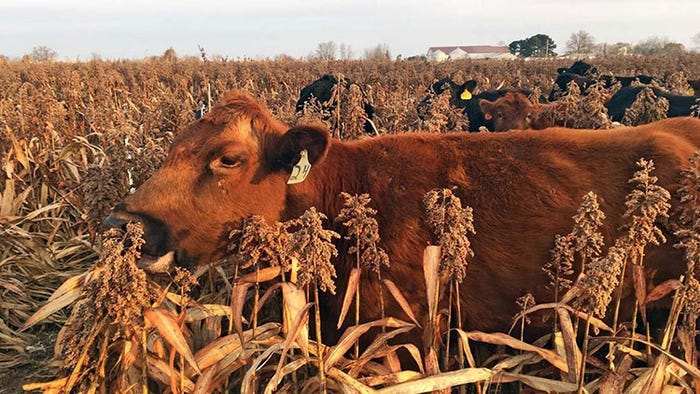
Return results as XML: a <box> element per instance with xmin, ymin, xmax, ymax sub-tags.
<box><xmin>287</xmin><ymin>149</ymin><xmax>312</xmax><ymax>185</ymax></box>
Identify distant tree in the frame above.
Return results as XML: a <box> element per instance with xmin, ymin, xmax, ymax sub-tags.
<box><xmin>508</xmin><ymin>39</ymin><xmax>527</xmax><ymax>56</ymax></box>
<box><xmin>274</xmin><ymin>53</ymin><xmax>296</xmax><ymax>62</ymax></box>
<box><xmin>339</xmin><ymin>43</ymin><xmax>354</xmax><ymax>60</ymax></box>
<box><xmin>633</xmin><ymin>36</ymin><xmax>665</xmax><ymax>55</ymax></box>
<box><xmin>632</xmin><ymin>36</ymin><xmax>677</xmax><ymax>56</ymax></box>
<box><xmin>566</xmin><ymin>30</ymin><xmax>595</xmax><ymax>54</ymax></box>
<box><xmin>315</xmin><ymin>41</ymin><xmax>337</xmax><ymax>60</ymax></box>
<box><xmin>592</xmin><ymin>43</ymin><xmax>605</xmax><ymax>56</ymax></box>
<box><xmin>530</xmin><ymin>34</ymin><xmax>557</xmax><ymax>57</ymax></box>
<box><xmin>509</xmin><ymin>34</ymin><xmax>556</xmax><ymax>57</ymax></box>
<box><xmin>0</xmin><ymin>54</ymin><xmax>8</xmax><ymax>62</ymax></box>
<box><xmin>363</xmin><ymin>44</ymin><xmax>391</xmax><ymax>60</ymax></box>
<box><xmin>508</xmin><ymin>40</ymin><xmax>523</xmax><ymax>56</ymax></box>
<box><xmin>663</xmin><ymin>42</ymin><xmax>685</xmax><ymax>55</ymax></box>
<box><xmin>29</xmin><ymin>45</ymin><xmax>57</xmax><ymax>61</ymax></box>
<box><xmin>693</xmin><ymin>32</ymin><xmax>700</xmax><ymax>47</ymax></box>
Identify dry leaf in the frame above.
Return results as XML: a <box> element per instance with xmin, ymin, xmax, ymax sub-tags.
<box><xmin>382</xmin><ymin>279</ymin><xmax>421</xmax><ymax>327</ymax></box>
<box><xmin>22</xmin><ymin>283</ymin><xmax>82</xmax><ymax>330</ymax></box>
<box><xmin>462</xmin><ymin>330</ymin><xmax>569</xmax><ymax>373</ymax></box>
<box><xmin>337</xmin><ymin>267</ymin><xmax>361</xmax><ymax>329</ymax></box>
<box><xmin>358</xmin><ymin>371</ymin><xmax>422</xmax><ymax>387</ymax></box>
<box><xmin>144</xmin><ymin>308</ymin><xmax>201</xmax><ymax>375</ymax></box>
<box><xmin>325</xmin><ymin>317</ymin><xmax>414</xmax><ymax>372</ymax></box>
<box><xmin>326</xmin><ymin>368</ymin><xmax>376</xmax><ymax>394</ymax></box>
<box><xmin>376</xmin><ymin>368</ymin><xmax>493</xmax><ymax>393</ymax></box>
<box><xmin>238</xmin><ymin>266</ymin><xmax>283</xmax><ymax>284</ymax></box>
<box><xmin>281</xmin><ymin>282</ymin><xmax>310</xmax><ymax>356</ymax></box>
<box><xmin>230</xmin><ymin>281</ymin><xmax>252</xmax><ymax>356</ymax></box>
<box><xmin>271</xmin><ymin>301</ymin><xmax>313</xmax><ymax>390</ymax></box>
<box><xmin>556</xmin><ymin>308</ymin><xmax>581</xmax><ymax>382</ymax></box>
<box><xmin>146</xmin><ymin>354</ymin><xmax>196</xmax><ymax>392</ymax></box>
<box><xmin>645</xmin><ymin>279</ymin><xmax>682</xmax><ymax>304</ymax></box>
<box><xmin>423</xmin><ymin>246</ymin><xmax>441</xmax><ymax>321</ymax></box>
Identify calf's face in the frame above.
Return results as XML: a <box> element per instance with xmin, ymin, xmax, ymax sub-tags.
<box><xmin>478</xmin><ymin>92</ymin><xmax>537</xmax><ymax>131</ymax></box>
<box><xmin>104</xmin><ymin>91</ymin><xmax>330</xmax><ymax>269</ymax></box>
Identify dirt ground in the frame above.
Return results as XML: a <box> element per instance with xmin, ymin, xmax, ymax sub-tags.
<box><xmin>0</xmin><ymin>359</ymin><xmax>55</xmax><ymax>394</ymax></box>
<box><xmin>1</xmin><ymin>329</ymin><xmax>58</xmax><ymax>394</ymax></box>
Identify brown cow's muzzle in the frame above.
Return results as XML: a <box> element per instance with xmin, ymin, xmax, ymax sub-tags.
<box><xmin>103</xmin><ymin>203</ymin><xmax>175</xmax><ymax>273</ymax></box>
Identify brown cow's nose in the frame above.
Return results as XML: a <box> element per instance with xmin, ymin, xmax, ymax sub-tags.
<box><xmin>103</xmin><ymin>203</ymin><xmax>174</xmax><ymax>259</ymax></box>
<box><xmin>103</xmin><ymin>203</ymin><xmax>133</xmax><ymax>231</ymax></box>
<box><xmin>104</xmin><ymin>213</ymin><xmax>130</xmax><ymax>230</ymax></box>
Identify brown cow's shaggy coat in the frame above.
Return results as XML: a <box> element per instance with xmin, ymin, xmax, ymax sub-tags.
<box><xmin>107</xmin><ymin>90</ymin><xmax>700</xmax><ymax>338</ymax></box>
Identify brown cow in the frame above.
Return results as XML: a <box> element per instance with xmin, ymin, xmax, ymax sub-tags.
<box><xmin>477</xmin><ymin>91</ymin><xmax>537</xmax><ymax>131</ymax></box>
<box><xmin>480</xmin><ymin>91</ymin><xmax>584</xmax><ymax>130</ymax></box>
<box><xmin>105</xmin><ymin>90</ymin><xmax>699</xmax><ymax>340</ymax></box>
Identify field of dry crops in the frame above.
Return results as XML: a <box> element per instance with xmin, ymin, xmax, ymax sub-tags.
<box><xmin>1</xmin><ymin>54</ymin><xmax>700</xmax><ymax>393</ymax></box>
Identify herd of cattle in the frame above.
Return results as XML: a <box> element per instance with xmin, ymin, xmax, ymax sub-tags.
<box><xmin>292</xmin><ymin>60</ymin><xmax>700</xmax><ymax>136</ymax></box>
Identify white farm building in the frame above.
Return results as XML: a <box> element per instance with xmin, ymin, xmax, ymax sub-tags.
<box><xmin>426</xmin><ymin>46</ymin><xmax>515</xmax><ymax>61</ymax></box>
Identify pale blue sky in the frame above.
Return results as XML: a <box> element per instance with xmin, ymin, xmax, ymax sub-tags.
<box><xmin>1</xmin><ymin>0</ymin><xmax>698</xmax><ymax>60</ymax></box>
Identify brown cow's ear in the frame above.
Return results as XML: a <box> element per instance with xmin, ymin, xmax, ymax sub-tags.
<box><xmin>479</xmin><ymin>99</ymin><xmax>494</xmax><ymax>119</ymax></box>
<box><xmin>275</xmin><ymin>125</ymin><xmax>331</xmax><ymax>171</ymax></box>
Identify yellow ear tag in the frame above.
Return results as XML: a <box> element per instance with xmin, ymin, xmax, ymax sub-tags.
<box><xmin>460</xmin><ymin>90</ymin><xmax>472</xmax><ymax>100</ymax></box>
<box><xmin>287</xmin><ymin>150</ymin><xmax>311</xmax><ymax>185</ymax></box>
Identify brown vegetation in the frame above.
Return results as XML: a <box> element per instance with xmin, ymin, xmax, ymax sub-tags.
<box><xmin>2</xmin><ymin>54</ymin><xmax>700</xmax><ymax>392</ymax></box>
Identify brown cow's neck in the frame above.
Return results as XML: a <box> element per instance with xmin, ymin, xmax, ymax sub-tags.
<box><xmin>283</xmin><ymin>140</ymin><xmax>362</xmax><ymax>222</ymax></box>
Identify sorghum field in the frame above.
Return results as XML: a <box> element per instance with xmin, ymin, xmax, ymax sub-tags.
<box><xmin>1</xmin><ymin>53</ymin><xmax>700</xmax><ymax>393</ymax></box>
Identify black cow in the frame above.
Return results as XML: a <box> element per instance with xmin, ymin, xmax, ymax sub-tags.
<box><xmin>689</xmin><ymin>79</ymin><xmax>700</xmax><ymax>96</ymax></box>
<box><xmin>418</xmin><ymin>78</ymin><xmax>479</xmax><ymax>110</ymax></box>
<box><xmin>601</xmin><ymin>74</ymin><xmax>655</xmax><ymax>88</ymax></box>
<box><xmin>556</xmin><ymin>60</ymin><xmax>598</xmax><ymax>76</ymax></box>
<box><xmin>549</xmin><ymin>72</ymin><xmax>597</xmax><ymax>101</ymax></box>
<box><xmin>295</xmin><ymin>74</ymin><xmax>376</xmax><ymax>135</ymax></box>
<box><xmin>417</xmin><ymin>78</ymin><xmax>536</xmax><ymax>132</ymax></box>
<box><xmin>550</xmin><ymin>72</ymin><xmax>657</xmax><ymax>101</ymax></box>
<box><xmin>605</xmin><ymin>86</ymin><xmax>700</xmax><ymax>122</ymax></box>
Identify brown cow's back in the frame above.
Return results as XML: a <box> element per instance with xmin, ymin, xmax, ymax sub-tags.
<box><xmin>289</xmin><ymin>117</ymin><xmax>700</xmax><ymax>334</ymax></box>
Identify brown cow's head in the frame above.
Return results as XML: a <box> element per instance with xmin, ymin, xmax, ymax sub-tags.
<box><xmin>478</xmin><ymin>92</ymin><xmax>537</xmax><ymax>131</ymax></box>
<box><xmin>104</xmin><ymin>90</ymin><xmax>331</xmax><ymax>269</ymax></box>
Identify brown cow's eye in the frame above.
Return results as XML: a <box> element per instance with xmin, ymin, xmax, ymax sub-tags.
<box><xmin>497</xmin><ymin>113</ymin><xmax>504</xmax><ymax>119</ymax></box>
<box><xmin>220</xmin><ymin>156</ymin><xmax>239</xmax><ymax>167</ymax></box>
<box><xmin>212</xmin><ymin>154</ymin><xmax>246</xmax><ymax>171</ymax></box>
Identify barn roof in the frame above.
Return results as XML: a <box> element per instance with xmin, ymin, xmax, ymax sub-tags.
<box><xmin>428</xmin><ymin>46</ymin><xmax>510</xmax><ymax>54</ymax></box>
